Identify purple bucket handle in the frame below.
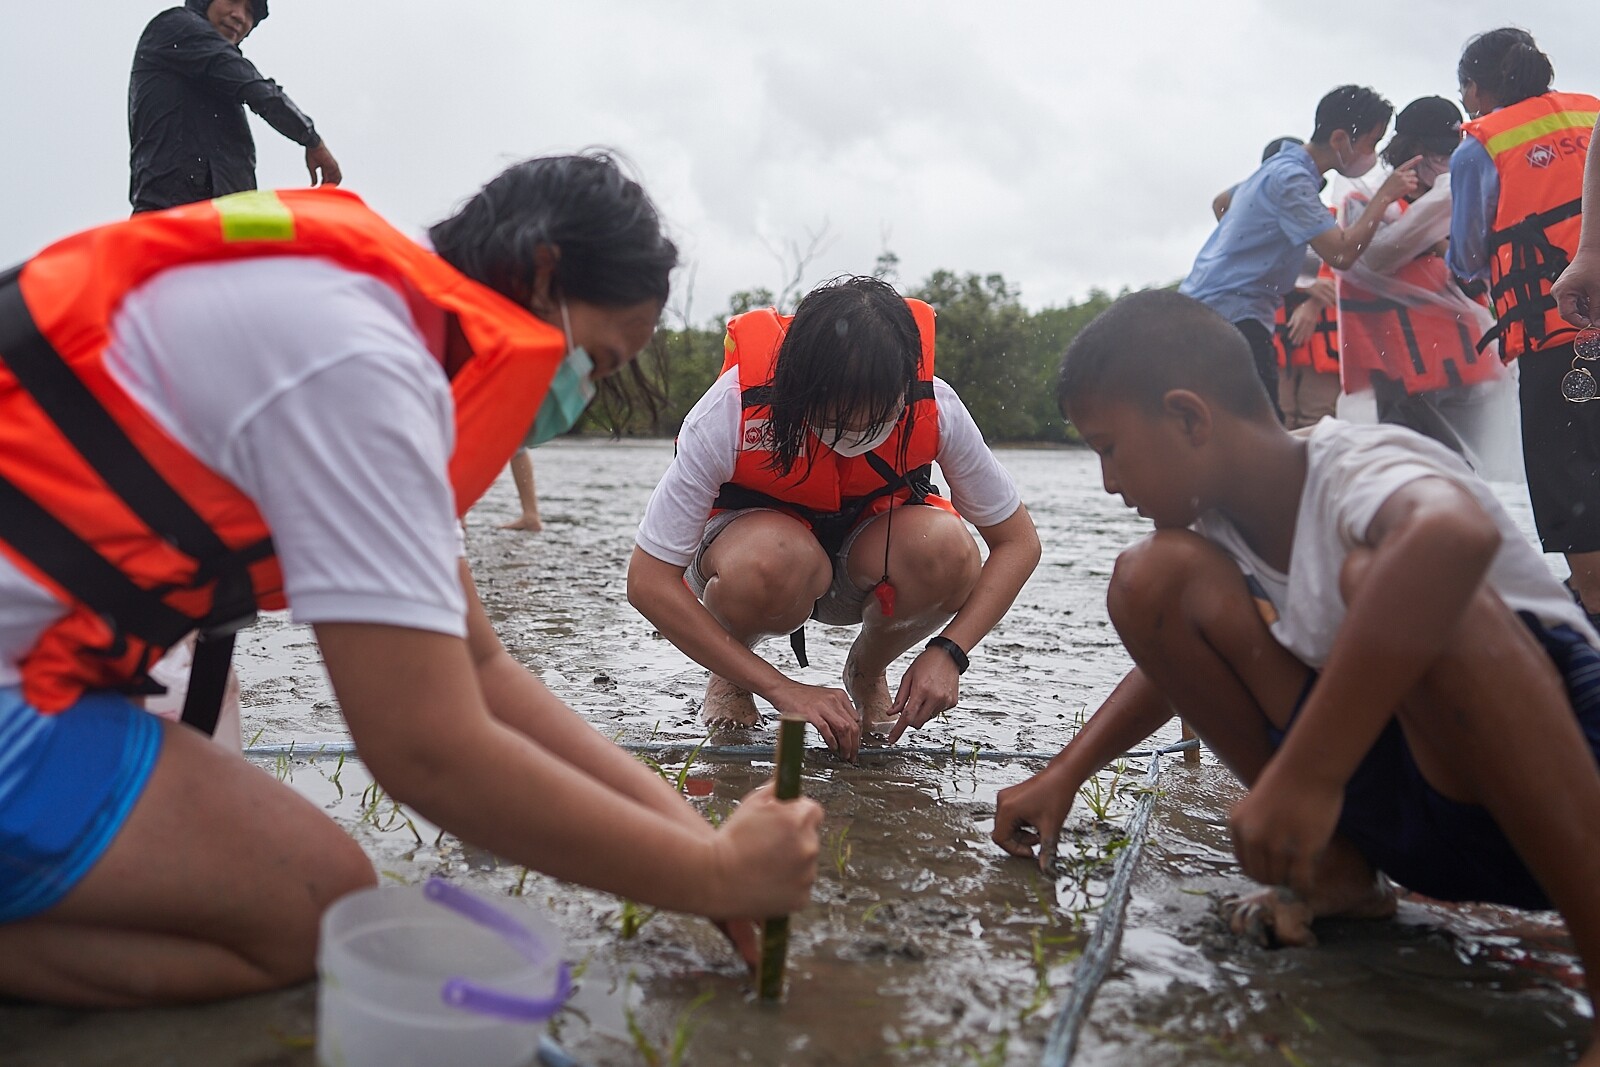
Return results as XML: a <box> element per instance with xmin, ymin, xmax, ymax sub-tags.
<box><xmin>422</xmin><ymin>877</ymin><xmax>571</xmax><ymax>1022</ymax></box>
<box><xmin>441</xmin><ymin>962</ymin><xmax>573</xmax><ymax>1022</ymax></box>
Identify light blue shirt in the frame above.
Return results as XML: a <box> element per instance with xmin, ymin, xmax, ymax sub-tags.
<box><xmin>1445</xmin><ymin>135</ymin><xmax>1500</xmax><ymax>283</ymax></box>
<box><xmin>1180</xmin><ymin>146</ymin><xmax>1336</xmax><ymax>328</ymax></box>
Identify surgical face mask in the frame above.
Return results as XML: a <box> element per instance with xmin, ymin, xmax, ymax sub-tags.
<box><xmin>524</xmin><ymin>298</ymin><xmax>597</xmax><ymax>448</ymax></box>
<box><xmin>815</xmin><ymin>404</ymin><xmax>903</xmax><ymax>458</ymax></box>
<box><xmin>1334</xmin><ymin>141</ymin><xmax>1378</xmax><ymax>178</ymax></box>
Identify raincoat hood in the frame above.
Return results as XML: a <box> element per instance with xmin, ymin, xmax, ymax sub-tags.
<box><xmin>184</xmin><ymin>0</ymin><xmax>268</xmax><ymax>24</ymax></box>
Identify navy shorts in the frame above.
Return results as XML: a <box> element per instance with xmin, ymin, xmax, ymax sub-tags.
<box><xmin>1269</xmin><ymin>613</ymin><xmax>1600</xmax><ymax>910</ymax></box>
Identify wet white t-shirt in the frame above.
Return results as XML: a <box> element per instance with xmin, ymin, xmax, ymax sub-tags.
<box><xmin>635</xmin><ymin>367</ymin><xmax>1023</xmax><ymax>567</ymax></box>
<box><xmin>0</xmin><ymin>256</ymin><xmax>469</xmax><ymax>686</ymax></box>
<box><xmin>1193</xmin><ymin>418</ymin><xmax>1595</xmax><ymax>668</ymax></box>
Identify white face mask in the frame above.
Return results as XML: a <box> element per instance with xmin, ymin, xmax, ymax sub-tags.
<box><xmin>826</xmin><ymin>420</ymin><xmax>898</xmax><ymax>458</ymax></box>
<box><xmin>1335</xmin><ymin>141</ymin><xmax>1378</xmax><ymax>178</ymax></box>
<box><xmin>815</xmin><ymin>402</ymin><xmax>904</xmax><ymax>457</ymax></box>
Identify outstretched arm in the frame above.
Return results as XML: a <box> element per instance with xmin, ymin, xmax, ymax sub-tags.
<box><xmin>1309</xmin><ymin>159</ymin><xmax>1421</xmax><ymax>270</ymax></box>
<box><xmin>1553</xmin><ymin>115</ymin><xmax>1600</xmax><ymax>328</ymax></box>
<box><xmin>992</xmin><ymin>668</ymin><xmax>1173</xmax><ymax>870</ymax></box>
<box><xmin>317</xmin><ymin>562</ymin><xmax>822</xmax><ymax>937</ymax></box>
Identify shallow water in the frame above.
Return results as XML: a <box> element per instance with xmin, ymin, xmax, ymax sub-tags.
<box><xmin>5</xmin><ymin>440</ymin><xmax>1587</xmax><ymax>1067</ymax></box>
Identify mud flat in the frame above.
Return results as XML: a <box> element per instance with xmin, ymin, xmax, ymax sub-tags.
<box><xmin>2</xmin><ymin>441</ymin><xmax>1584</xmax><ymax>1066</ymax></box>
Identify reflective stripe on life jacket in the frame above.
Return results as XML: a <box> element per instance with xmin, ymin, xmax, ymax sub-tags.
<box><xmin>1336</xmin><ymin>196</ymin><xmax>1499</xmax><ymax>395</ymax></box>
<box><xmin>1461</xmin><ymin>91</ymin><xmax>1599</xmax><ymax>359</ymax></box>
<box><xmin>0</xmin><ymin>187</ymin><xmax>566</xmax><ymax>711</ymax></box>
<box><xmin>710</xmin><ymin>298</ymin><xmax>956</xmax><ymax>557</ymax></box>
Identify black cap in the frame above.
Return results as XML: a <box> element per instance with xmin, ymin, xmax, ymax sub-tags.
<box><xmin>1394</xmin><ymin>97</ymin><xmax>1462</xmax><ymax>156</ymax></box>
<box><xmin>1261</xmin><ymin>135</ymin><xmax>1305</xmax><ymax>163</ymax></box>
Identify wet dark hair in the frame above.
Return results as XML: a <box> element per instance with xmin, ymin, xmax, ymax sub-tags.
<box><xmin>430</xmin><ymin>152</ymin><xmax>677</xmax><ymax>432</ymax></box>
<box><xmin>428</xmin><ymin>152</ymin><xmax>677</xmax><ymax>310</ymax></box>
<box><xmin>764</xmin><ymin>276</ymin><xmax>922</xmax><ymax>477</ymax></box>
<box><xmin>1310</xmin><ymin>85</ymin><xmax>1393</xmax><ymax>146</ymax></box>
<box><xmin>1458</xmin><ymin>27</ymin><xmax>1553</xmax><ymax>107</ymax></box>
<box><xmin>1057</xmin><ymin>290</ymin><xmax>1274</xmax><ymax>421</ymax></box>
<box><xmin>1383</xmin><ymin>97</ymin><xmax>1463</xmax><ymax>169</ymax></box>
<box><xmin>1261</xmin><ymin>135</ymin><xmax>1304</xmax><ymax>163</ymax></box>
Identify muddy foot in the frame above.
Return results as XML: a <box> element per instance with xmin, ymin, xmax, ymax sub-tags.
<box><xmin>842</xmin><ymin>659</ymin><xmax>894</xmax><ymax>739</ymax></box>
<box><xmin>1225</xmin><ymin>873</ymin><xmax>1397</xmax><ymax>948</ymax></box>
<box><xmin>702</xmin><ymin>674</ymin><xmax>761</xmax><ymax>729</ymax></box>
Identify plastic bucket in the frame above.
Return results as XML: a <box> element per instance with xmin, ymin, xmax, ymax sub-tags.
<box><xmin>316</xmin><ymin>877</ymin><xmax>570</xmax><ymax>1067</ymax></box>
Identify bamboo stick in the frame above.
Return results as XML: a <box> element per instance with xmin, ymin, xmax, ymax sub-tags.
<box><xmin>757</xmin><ymin>714</ymin><xmax>807</xmax><ymax>1000</ymax></box>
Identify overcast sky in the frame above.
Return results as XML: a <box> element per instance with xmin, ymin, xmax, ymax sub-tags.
<box><xmin>4</xmin><ymin>2</ymin><xmax>1597</xmax><ymax>323</ymax></box>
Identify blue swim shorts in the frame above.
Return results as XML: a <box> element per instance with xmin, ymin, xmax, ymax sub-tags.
<box><xmin>1270</xmin><ymin>612</ymin><xmax>1600</xmax><ymax>911</ymax></box>
<box><xmin>0</xmin><ymin>686</ymin><xmax>164</xmax><ymax>923</ymax></box>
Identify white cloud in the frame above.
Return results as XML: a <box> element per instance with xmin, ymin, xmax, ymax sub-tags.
<box><xmin>2</xmin><ymin>1</ymin><xmax>1595</xmax><ymax>321</ymax></box>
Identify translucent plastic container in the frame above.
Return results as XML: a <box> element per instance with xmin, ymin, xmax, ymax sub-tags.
<box><xmin>316</xmin><ymin>878</ymin><xmax>569</xmax><ymax>1067</ymax></box>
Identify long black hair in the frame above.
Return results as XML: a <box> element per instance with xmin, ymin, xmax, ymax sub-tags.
<box><xmin>429</xmin><ymin>152</ymin><xmax>678</xmax><ymax>431</ymax></box>
<box><xmin>764</xmin><ymin>276</ymin><xmax>922</xmax><ymax>477</ymax></box>
<box><xmin>1459</xmin><ymin>28</ymin><xmax>1553</xmax><ymax>107</ymax></box>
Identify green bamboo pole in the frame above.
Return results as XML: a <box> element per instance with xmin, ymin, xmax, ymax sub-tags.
<box><xmin>757</xmin><ymin>714</ymin><xmax>807</xmax><ymax>1001</ymax></box>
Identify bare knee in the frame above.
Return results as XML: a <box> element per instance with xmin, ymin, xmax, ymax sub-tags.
<box><xmin>1107</xmin><ymin>529</ymin><xmax>1234</xmax><ymax>636</ymax></box>
<box><xmin>888</xmin><ymin>513</ymin><xmax>980</xmax><ymax>604</ymax></box>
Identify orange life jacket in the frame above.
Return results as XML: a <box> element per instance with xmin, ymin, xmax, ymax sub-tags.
<box><xmin>0</xmin><ymin>187</ymin><xmax>566</xmax><ymax>712</ymax></box>
<box><xmin>1337</xmin><ymin>196</ymin><xmax>1500</xmax><ymax>395</ymax></box>
<box><xmin>1273</xmin><ymin>270</ymin><xmax>1340</xmax><ymax>376</ymax></box>
<box><xmin>1461</xmin><ymin>91</ymin><xmax>1600</xmax><ymax>359</ymax></box>
<box><xmin>711</xmin><ymin>298</ymin><xmax>956</xmax><ymax>555</ymax></box>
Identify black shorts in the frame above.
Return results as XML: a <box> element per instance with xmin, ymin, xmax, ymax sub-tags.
<box><xmin>1517</xmin><ymin>342</ymin><xmax>1600</xmax><ymax>553</ymax></box>
<box><xmin>1233</xmin><ymin>319</ymin><xmax>1285</xmax><ymax>424</ymax></box>
<box><xmin>1268</xmin><ymin>613</ymin><xmax>1600</xmax><ymax>909</ymax></box>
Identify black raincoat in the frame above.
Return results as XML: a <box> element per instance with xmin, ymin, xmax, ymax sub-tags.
<box><xmin>128</xmin><ymin>0</ymin><xmax>319</xmax><ymax>213</ymax></box>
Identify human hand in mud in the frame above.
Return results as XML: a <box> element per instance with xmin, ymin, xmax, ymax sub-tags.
<box><xmin>885</xmin><ymin>649</ymin><xmax>960</xmax><ymax>744</ymax></box>
<box><xmin>711</xmin><ymin>782</ymin><xmax>823</xmax><ymax>917</ymax></box>
<box><xmin>991</xmin><ymin>763</ymin><xmax>1077</xmax><ymax>871</ymax></box>
<box><xmin>1227</xmin><ymin>763</ymin><xmax>1342</xmax><ymax>897</ymax></box>
<box><xmin>770</xmin><ymin>680</ymin><xmax>861</xmax><ymax>762</ymax></box>
<box><xmin>712</xmin><ymin>919</ymin><xmax>761</xmax><ymax>973</ymax></box>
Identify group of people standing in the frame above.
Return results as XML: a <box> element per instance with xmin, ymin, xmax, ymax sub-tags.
<box><xmin>5</xmin><ymin>5</ymin><xmax>1600</xmax><ymax>1063</ymax></box>
<box><xmin>1182</xmin><ymin>27</ymin><xmax>1600</xmax><ymax>627</ymax></box>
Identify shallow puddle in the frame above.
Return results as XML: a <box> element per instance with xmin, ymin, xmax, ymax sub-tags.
<box><xmin>3</xmin><ymin>441</ymin><xmax>1587</xmax><ymax>1066</ymax></box>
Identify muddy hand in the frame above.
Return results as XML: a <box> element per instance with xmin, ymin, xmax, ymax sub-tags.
<box><xmin>771</xmin><ymin>680</ymin><xmax>860</xmax><ymax>762</ymax></box>
<box><xmin>1228</xmin><ymin>770</ymin><xmax>1341</xmax><ymax>897</ymax></box>
<box><xmin>1225</xmin><ymin>886</ymin><xmax>1318</xmax><ymax>948</ymax></box>
<box><xmin>886</xmin><ymin>649</ymin><xmax>960</xmax><ymax>744</ymax></box>
<box><xmin>992</xmin><ymin>763</ymin><xmax>1077</xmax><ymax>872</ymax></box>
<box><xmin>711</xmin><ymin>783</ymin><xmax>822</xmax><ymax>918</ymax></box>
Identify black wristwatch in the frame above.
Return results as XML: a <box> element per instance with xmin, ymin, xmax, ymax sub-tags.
<box><xmin>925</xmin><ymin>635</ymin><xmax>969</xmax><ymax>674</ymax></box>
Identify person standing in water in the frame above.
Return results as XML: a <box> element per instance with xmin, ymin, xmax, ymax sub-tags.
<box><xmin>1449</xmin><ymin>28</ymin><xmax>1600</xmax><ymax>624</ymax></box>
<box><xmin>128</xmin><ymin>0</ymin><xmax>340</xmax><ymax>213</ymax></box>
<box><xmin>0</xmin><ymin>154</ymin><xmax>819</xmax><ymax>1006</ymax></box>
<box><xmin>1181</xmin><ymin>85</ymin><xmax>1419</xmax><ymax>421</ymax></box>
<box><xmin>627</xmin><ymin>276</ymin><xmax>1041</xmax><ymax>762</ymax></box>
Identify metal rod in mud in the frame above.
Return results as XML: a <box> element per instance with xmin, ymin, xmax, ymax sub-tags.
<box><xmin>757</xmin><ymin>714</ymin><xmax>807</xmax><ymax>1001</ymax></box>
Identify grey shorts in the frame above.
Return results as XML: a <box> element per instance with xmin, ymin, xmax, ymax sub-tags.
<box><xmin>685</xmin><ymin>508</ymin><xmax>887</xmax><ymax>627</ymax></box>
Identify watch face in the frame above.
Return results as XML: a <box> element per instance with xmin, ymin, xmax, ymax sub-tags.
<box><xmin>1562</xmin><ymin>366</ymin><xmax>1598</xmax><ymax>403</ymax></box>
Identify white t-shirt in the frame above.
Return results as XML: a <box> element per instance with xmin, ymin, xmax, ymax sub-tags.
<box><xmin>0</xmin><ymin>256</ymin><xmax>469</xmax><ymax>687</ymax></box>
<box><xmin>635</xmin><ymin>368</ymin><xmax>1022</xmax><ymax>567</ymax></box>
<box><xmin>1360</xmin><ymin>174</ymin><xmax>1454</xmax><ymax>277</ymax></box>
<box><xmin>1194</xmin><ymin>418</ymin><xmax>1595</xmax><ymax>668</ymax></box>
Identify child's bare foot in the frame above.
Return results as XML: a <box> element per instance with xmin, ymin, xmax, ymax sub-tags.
<box><xmin>1225</xmin><ymin>872</ymin><xmax>1396</xmax><ymax>948</ymax></box>
<box><xmin>843</xmin><ymin>658</ymin><xmax>894</xmax><ymax>739</ymax></box>
<box><xmin>703</xmin><ymin>673</ymin><xmax>760</xmax><ymax>728</ymax></box>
